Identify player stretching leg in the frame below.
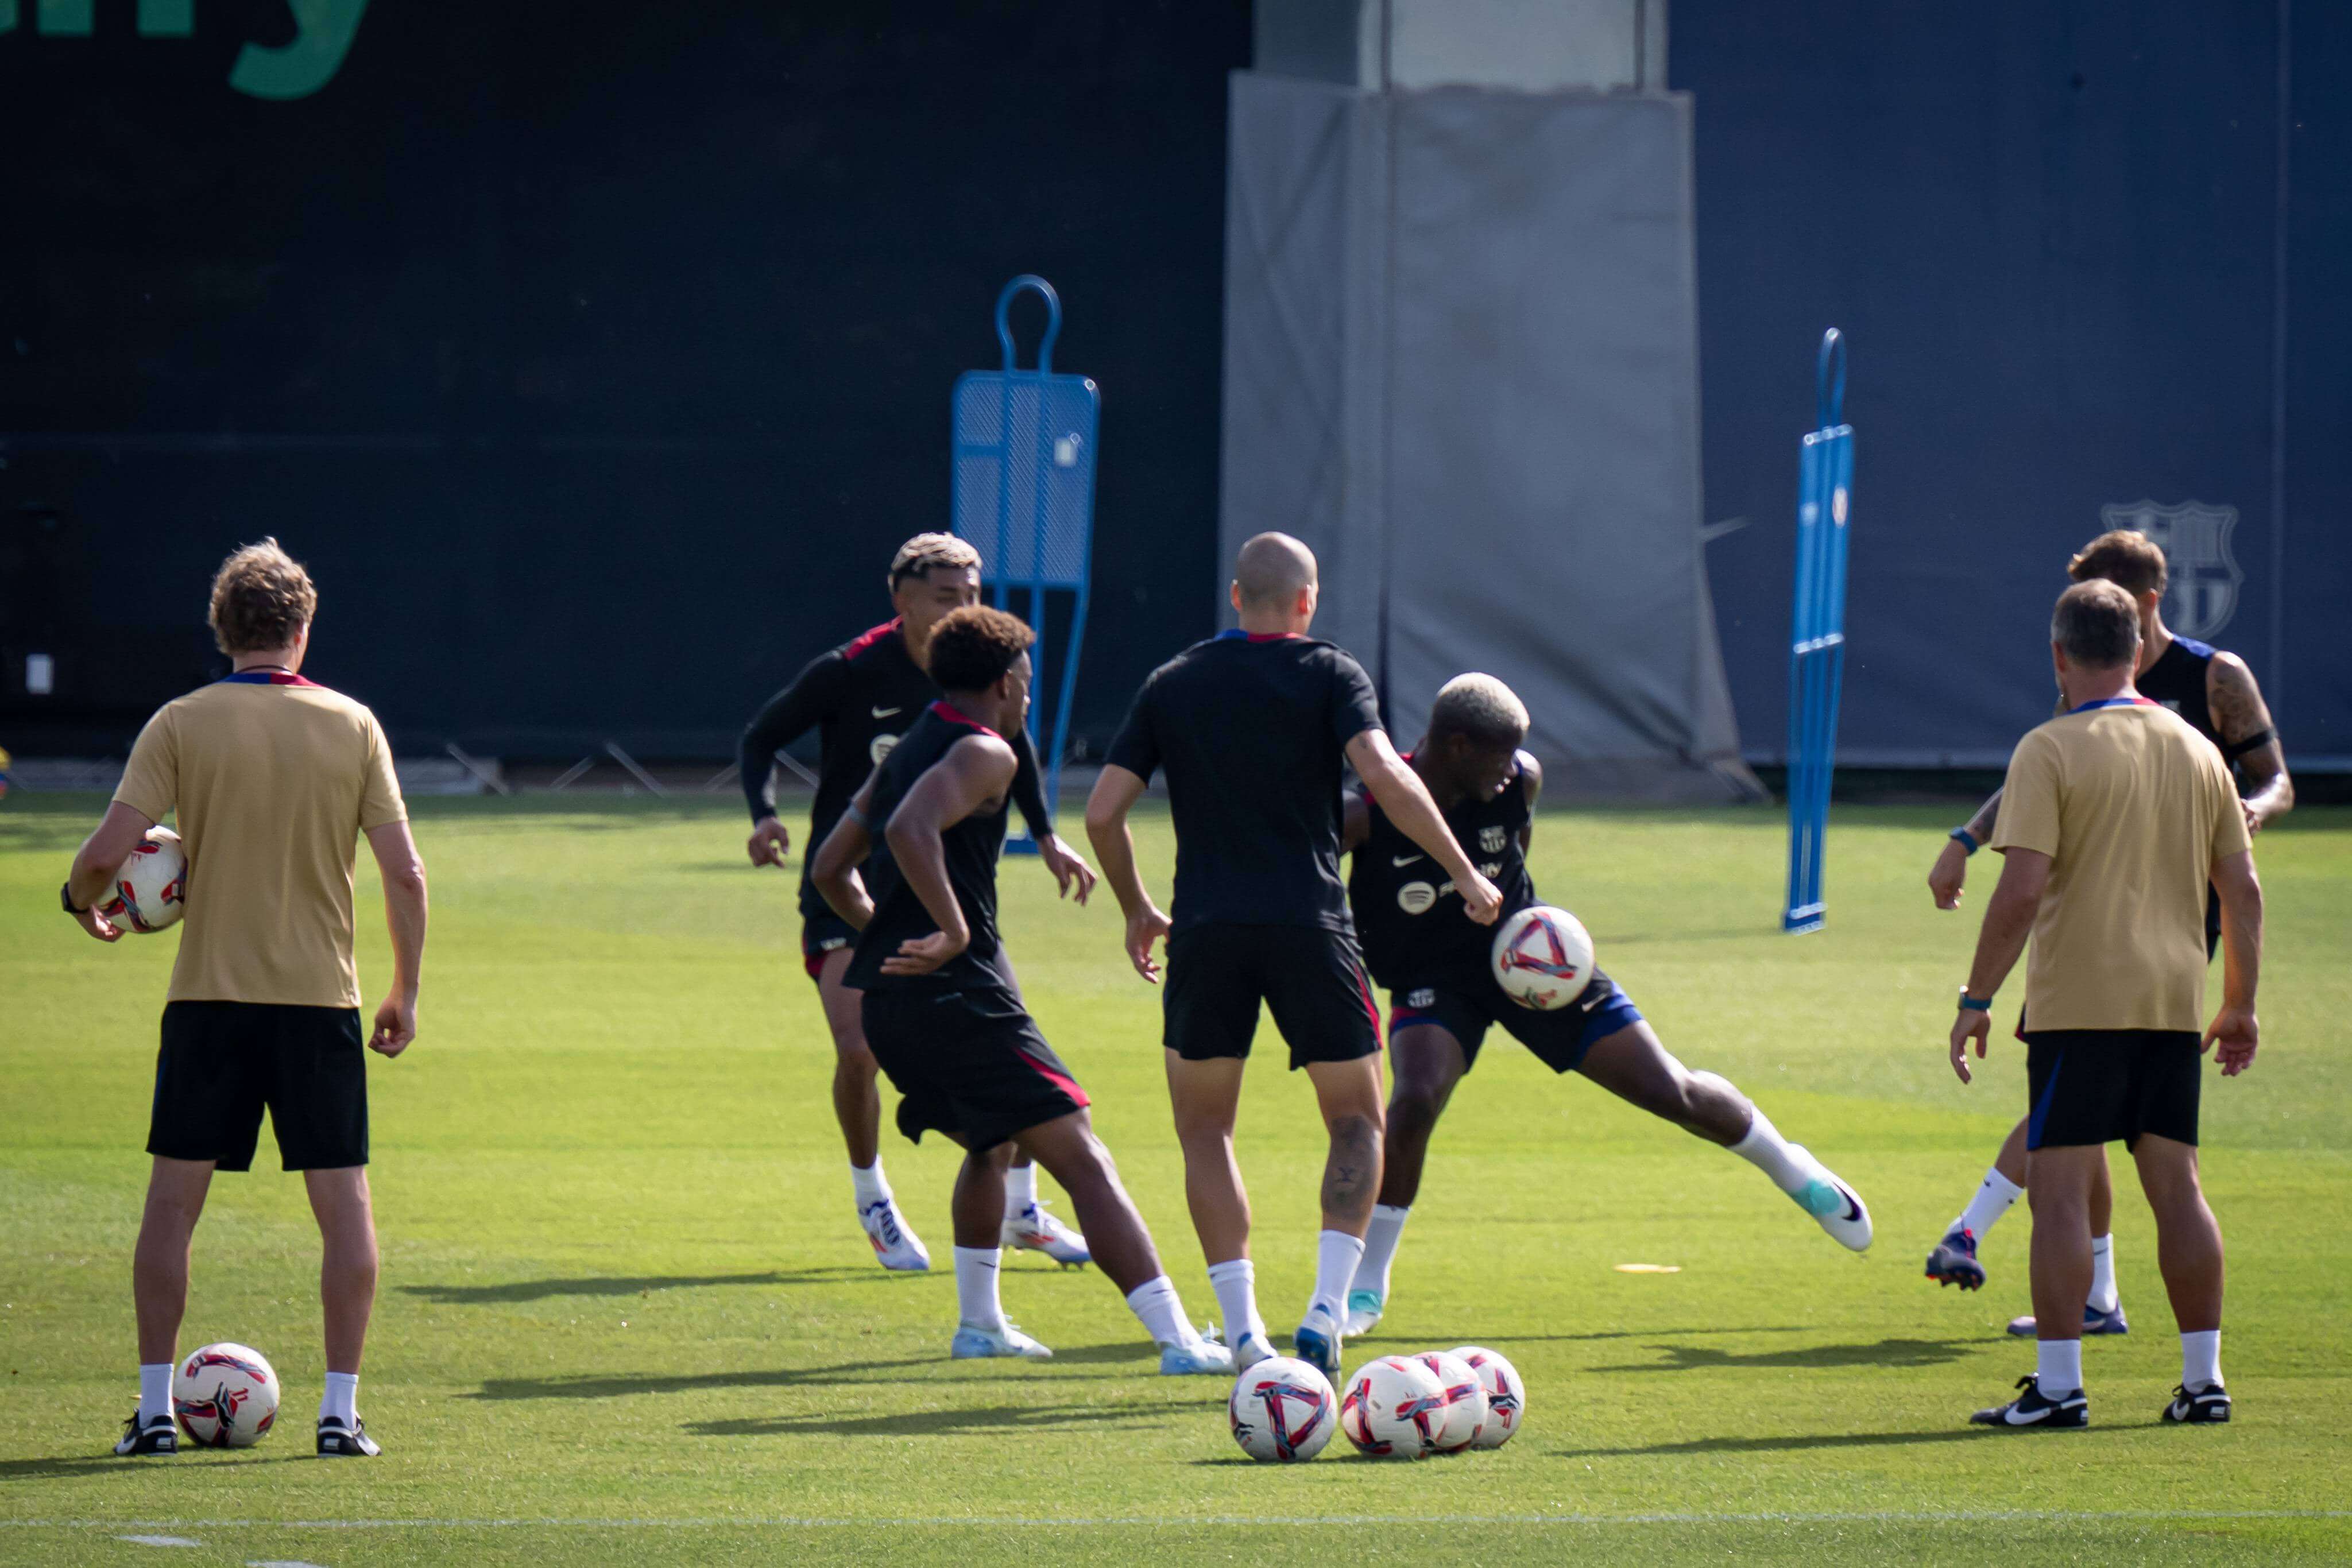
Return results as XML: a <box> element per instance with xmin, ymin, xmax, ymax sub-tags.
<box><xmin>1342</xmin><ymin>675</ymin><xmax>1873</xmax><ymax>1337</ymax></box>
<box><xmin>1085</xmin><ymin>534</ymin><xmax>1500</xmax><ymax>1378</ymax></box>
<box><xmin>68</xmin><ymin>541</ymin><xmax>427</xmax><ymax>1458</ymax></box>
<box><xmin>1922</xmin><ymin>530</ymin><xmax>2292</xmax><ymax>1334</ymax></box>
<box><xmin>738</xmin><ymin>534</ymin><xmax>1096</xmax><ymax>1271</ymax></box>
<box><xmin>811</xmin><ymin>608</ymin><xmax>1229</xmax><ymax>1372</ymax></box>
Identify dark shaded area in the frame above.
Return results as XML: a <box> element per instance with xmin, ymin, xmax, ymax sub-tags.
<box><xmin>469</xmin><ymin>1341</ymin><xmax>1154</xmax><ymax>1400</ymax></box>
<box><xmin>0</xmin><ymin>1</ymin><xmax>1248</xmax><ymax>760</ymax></box>
<box><xmin>401</xmin><ymin>1267</ymin><xmax>873</xmax><ymax>1304</ymax></box>
<box><xmin>1676</xmin><ymin>3</ymin><xmax>2352</xmax><ymax>762</ymax></box>
<box><xmin>688</xmin><ymin>1402</ymin><xmax>1166</xmax><ymax>1439</ymax></box>
<box><xmin>1586</xmin><ymin>1337</ymin><xmax>1975</xmax><ymax>1375</ymax></box>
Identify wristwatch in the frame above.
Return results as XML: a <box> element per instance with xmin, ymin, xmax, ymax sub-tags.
<box><xmin>1957</xmin><ymin>989</ymin><xmax>1993</xmax><ymax>1012</ymax></box>
<box><xmin>1948</xmin><ymin>827</ymin><xmax>1980</xmax><ymax>854</ymax></box>
<box><xmin>60</xmin><ymin>880</ymin><xmax>87</xmax><ymax>916</ymax></box>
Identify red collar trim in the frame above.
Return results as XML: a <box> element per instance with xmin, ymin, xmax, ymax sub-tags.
<box><xmin>929</xmin><ymin>699</ymin><xmax>1000</xmax><ymax>738</ymax></box>
<box><xmin>844</xmin><ymin>617</ymin><xmax>906</xmax><ymax>660</ymax></box>
<box><xmin>221</xmin><ymin>670</ymin><xmax>322</xmax><ymax>687</ymax></box>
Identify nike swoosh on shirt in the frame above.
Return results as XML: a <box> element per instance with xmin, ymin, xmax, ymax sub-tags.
<box><xmin>872</xmin><ymin>706</ymin><xmax>902</xmax><ymax>718</ymax></box>
<box><xmin>1391</xmin><ymin>854</ymin><xmax>1423</xmax><ymax>867</ymax></box>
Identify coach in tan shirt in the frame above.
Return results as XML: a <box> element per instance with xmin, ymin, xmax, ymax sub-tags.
<box><xmin>65</xmin><ymin>539</ymin><xmax>428</xmax><ymax>1459</ymax></box>
<box><xmin>1949</xmin><ymin>579</ymin><xmax>2260</xmax><ymax>1432</ymax></box>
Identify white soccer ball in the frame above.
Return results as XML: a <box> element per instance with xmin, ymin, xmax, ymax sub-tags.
<box><xmin>1339</xmin><ymin>1354</ymin><xmax>1446</xmax><ymax>1460</ymax></box>
<box><xmin>98</xmin><ymin>826</ymin><xmax>187</xmax><ymax>934</ymax></box>
<box><xmin>1410</xmin><ymin>1350</ymin><xmax>1489</xmax><ymax>1453</ymax></box>
<box><xmin>1228</xmin><ymin>1356</ymin><xmax>1337</xmax><ymax>1463</ymax></box>
<box><xmin>1449</xmin><ymin>1346</ymin><xmax>1525</xmax><ymax>1449</ymax></box>
<box><xmin>1490</xmin><ymin>904</ymin><xmax>1593</xmax><ymax>1011</ymax></box>
<box><xmin>173</xmin><ymin>1342</ymin><xmax>280</xmax><ymax>1448</ymax></box>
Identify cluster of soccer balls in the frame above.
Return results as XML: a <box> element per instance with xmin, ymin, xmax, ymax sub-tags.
<box><xmin>1228</xmin><ymin>1348</ymin><xmax>1522</xmax><ymax>1463</ymax></box>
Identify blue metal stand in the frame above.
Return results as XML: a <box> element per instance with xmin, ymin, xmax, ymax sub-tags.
<box><xmin>951</xmin><ymin>276</ymin><xmax>1100</xmax><ymax>853</ymax></box>
<box><xmin>1783</xmin><ymin>329</ymin><xmax>1854</xmax><ymax>932</ymax></box>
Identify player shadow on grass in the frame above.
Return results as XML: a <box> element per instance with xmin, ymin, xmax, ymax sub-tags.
<box><xmin>1584</xmin><ymin>1337</ymin><xmax>1974</xmax><ymax>1375</ymax></box>
<box><xmin>0</xmin><ymin>1453</ymin><xmax>310</xmax><ymax>1482</ymax></box>
<box><xmin>401</xmin><ymin>1267</ymin><xmax>877</xmax><ymax>1304</ymax></box>
<box><xmin>1554</xmin><ymin>1425</ymin><xmax>2127</xmax><ymax>1460</ymax></box>
<box><xmin>469</xmin><ymin>1341</ymin><xmax>1156</xmax><ymax>1401</ymax></box>
<box><xmin>686</xmin><ymin>1403</ymin><xmax>1170</xmax><ymax>1439</ymax></box>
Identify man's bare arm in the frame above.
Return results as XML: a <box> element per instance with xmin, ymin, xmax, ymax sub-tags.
<box><xmin>880</xmin><ymin>737</ymin><xmax>1016</xmax><ymax>974</ymax></box>
<box><xmin>1083</xmin><ymin>764</ymin><xmax>1170</xmax><ymax>982</ymax></box>
<box><xmin>810</xmin><ymin>770</ymin><xmax>882</xmax><ymax>930</ymax></box>
<box><xmin>1345</xmin><ymin>730</ymin><xmax>1500</xmax><ymax>924</ymax></box>
<box><xmin>65</xmin><ymin>802</ymin><xmax>156</xmax><ymax>940</ymax></box>
<box><xmin>1948</xmin><ymin>847</ymin><xmax>2049</xmax><ymax>1083</ymax></box>
<box><xmin>364</xmin><ymin>819</ymin><xmax>428</xmax><ymax>1057</ymax></box>
<box><xmin>2206</xmin><ymin>847</ymin><xmax>2262</xmax><ymax>1074</ymax></box>
<box><xmin>2208</xmin><ymin>653</ymin><xmax>2293</xmax><ymax>831</ymax></box>
<box><xmin>1518</xmin><ymin>752</ymin><xmax>1545</xmax><ymax>853</ymax></box>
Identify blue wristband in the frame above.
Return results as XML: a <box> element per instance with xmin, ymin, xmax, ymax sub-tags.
<box><xmin>1958</xmin><ymin>992</ymin><xmax>1993</xmax><ymax>1012</ymax></box>
<box><xmin>1949</xmin><ymin>827</ymin><xmax>1980</xmax><ymax>854</ymax></box>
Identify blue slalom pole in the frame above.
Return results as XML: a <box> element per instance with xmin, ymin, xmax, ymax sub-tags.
<box><xmin>1783</xmin><ymin>330</ymin><xmax>1854</xmax><ymax>933</ymax></box>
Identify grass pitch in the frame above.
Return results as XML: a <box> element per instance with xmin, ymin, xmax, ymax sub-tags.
<box><xmin>2</xmin><ymin>793</ymin><xmax>2347</xmax><ymax>1565</ymax></box>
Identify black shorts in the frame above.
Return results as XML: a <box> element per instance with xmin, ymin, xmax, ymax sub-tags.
<box><xmin>2024</xmin><ymin>1029</ymin><xmax>2202</xmax><ymax>1151</ymax></box>
<box><xmin>861</xmin><ymin>982</ymin><xmax>1090</xmax><ymax>1152</ymax></box>
<box><xmin>148</xmin><ymin>1002</ymin><xmax>369</xmax><ymax>1172</ymax></box>
<box><xmin>1387</xmin><ymin>967</ymin><xmax>1644</xmax><ymax>1074</ymax></box>
<box><xmin>1163</xmin><ymin>923</ymin><xmax>1382</xmax><ymax>1069</ymax></box>
<box><xmin>802</xmin><ymin>911</ymin><xmax>858</xmax><ymax>981</ymax></box>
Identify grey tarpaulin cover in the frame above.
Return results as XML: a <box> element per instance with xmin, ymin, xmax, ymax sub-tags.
<box><xmin>1220</xmin><ymin>72</ymin><xmax>1754</xmax><ymax>801</ymax></box>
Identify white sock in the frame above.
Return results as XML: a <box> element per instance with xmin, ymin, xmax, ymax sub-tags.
<box><xmin>850</xmin><ymin>1162</ymin><xmax>892</xmax><ymax>1209</ymax></box>
<box><xmin>1355</xmin><ymin>1205</ymin><xmax>1410</xmax><ymax>1298</ymax></box>
<box><xmin>1206</xmin><ymin>1258</ymin><xmax>1266</xmax><ymax>1346</ymax></box>
<box><xmin>2088</xmin><ymin>1233</ymin><xmax>2120</xmax><ymax>1313</ymax></box>
<box><xmin>1728</xmin><ymin>1106</ymin><xmax>1811</xmax><ymax>1194</ymax></box>
<box><xmin>1955</xmin><ymin>1166</ymin><xmax>2026</xmax><ymax>1241</ymax></box>
<box><xmin>2181</xmin><ymin>1329</ymin><xmax>2222</xmax><ymax>1391</ymax></box>
<box><xmin>319</xmin><ymin>1371</ymin><xmax>359</xmax><ymax>1426</ymax></box>
<box><xmin>1309</xmin><ymin>1230</ymin><xmax>1365</xmax><ymax>1323</ymax></box>
<box><xmin>2037</xmin><ymin>1337</ymin><xmax>2084</xmax><ymax>1396</ymax></box>
<box><xmin>139</xmin><ymin>1363</ymin><xmax>174</xmax><ymax>1425</ymax></box>
<box><xmin>953</xmin><ymin>1246</ymin><xmax>1005</xmax><ymax>1332</ymax></box>
<box><xmin>1005</xmin><ymin>1162</ymin><xmax>1039</xmax><ymax>1214</ymax></box>
<box><xmin>1125</xmin><ymin>1275</ymin><xmax>1194</xmax><ymax>1348</ymax></box>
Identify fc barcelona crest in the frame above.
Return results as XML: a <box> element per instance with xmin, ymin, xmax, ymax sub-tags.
<box><xmin>2101</xmin><ymin>500</ymin><xmax>2242</xmax><ymax>640</ymax></box>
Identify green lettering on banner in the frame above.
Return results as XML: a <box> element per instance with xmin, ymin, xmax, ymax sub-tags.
<box><xmin>138</xmin><ymin>0</ymin><xmax>192</xmax><ymax>37</ymax></box>
<box><xmin>38</xmin><ymin>0</ymin><xmax>93</xmax><ymax>34</ymax></box>
<box><xmin>229</xmin><ymin>0</ymin><xmax>369</xmax><ymax>99</ymax></box>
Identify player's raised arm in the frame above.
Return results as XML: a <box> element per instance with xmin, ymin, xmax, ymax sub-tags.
<box><xmin>1084</xmin><ymin>763</ymin><xmax>1170</xmax><ymax>982</ymax></box>
<box><xmin>810</xmin><ymin>768</ymin><xmax>884</xmax><ymax>930</ymax></box>
<box><xmin>1345</xmin><ymin>729</ymin><xmax>1500</xmax><ymax>924</ymax></box>
<box><xmin>737</xmin><ymin>649</ymin><xmax>849</xmax><ymax>867</ymax></box>
<box><xmin>880</xmin><ymin>734</ymin><xmax>1017</xmax><ymax>975</ymax></box>
<box><xmin>2207</xmin><ymin>653</ymin><xmax>2293</xmax><ymax>833</ymax></box>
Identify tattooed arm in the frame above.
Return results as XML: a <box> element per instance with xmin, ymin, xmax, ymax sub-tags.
<box><xmin>2208</xmin><ymin>652</ymin><xmax>2293</xmax><ymax>833</ymax></box>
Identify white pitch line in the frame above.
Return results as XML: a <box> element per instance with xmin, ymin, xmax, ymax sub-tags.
<box><xmin>19</xmin><ymin>1510</ymin><xmax>2351</xmax><ymax>1530</ymax></box>
<box><xmin>116</xmin><ymin>1538</ymin><xmax>204</xmax><ymax>1549</ymax></box>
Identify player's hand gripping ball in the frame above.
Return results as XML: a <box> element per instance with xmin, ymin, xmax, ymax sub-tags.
<box><xmin>98</xmin><ymin>826</ymin><xmax>187</xmax><ymax>934</ymax></box>
<box><xmin>1409</xmin><ymin>1350</ymin><xmax>1489</xmax><ymax>1452</ymax></box>
<box><xmin>1491</xmin><ymin>904</ymin><xmax>1593</xmax><ymax>1011</ymax></box>
<box><xmin>1339</xmin><ymin>1354</ymin><xmax>1448</xmax><ymax>1459</ymax></box>
<box><xmin>1228</xmin><ymin>1356</ymin><xmax>1337</xmax><ymax>1462</ymax></box>
<box><xmin>1448</xmin><ymin>1346</ymin><xmax>1525</xmax><ymax>1448</ymax></box>
<box><xmin>173</xmin><ymin>1342</ymin><xmax>280</xmax><ymax>1447</ymax></box>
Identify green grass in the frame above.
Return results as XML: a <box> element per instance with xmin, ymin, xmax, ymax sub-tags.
<box><xmin>3</xmin><ymin>793</ymin><xmax>2348</xmax><ymax>1566</ymax></box>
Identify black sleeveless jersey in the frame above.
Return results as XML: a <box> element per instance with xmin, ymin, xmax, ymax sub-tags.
<box><xmin>2137</xmin><ymin>634</ymin><xmax>2219</xmax><ymax>748</ymax></box>
<box><xmin>845</xmin><ymin>702</ymin><xmax>1010</xmax><ymax>994</ymax></box>
<box><xmin>1348</xmin><ymin>754</ymin><xmax>1538</xmax><ymax>990</ymax></box>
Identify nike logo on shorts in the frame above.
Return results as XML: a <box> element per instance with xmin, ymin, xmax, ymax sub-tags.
<box><xmin>872</xmin><ymin>706</ymin><xmax>902</xmax><ymax>718</ymax></box>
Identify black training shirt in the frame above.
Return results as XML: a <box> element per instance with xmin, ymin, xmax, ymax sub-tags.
<box><xmin>737</xmin><ymin>618</ymin><xmax>1050</xmax><ymax>921</ymax></box>
<box><xmin>1104</xmin><ymin>631</ymin><xmax>1385</xmax><ymax>935</ymax></box>
<box><xmin>846</xmin><ymin>702</ymin><xmax>1011</xmax><ymax>995</ymax></box>
<box><xmin>1349</xmin><ymin>755</ymin><xmax>1538</xmax><ymax>990</ymax></box>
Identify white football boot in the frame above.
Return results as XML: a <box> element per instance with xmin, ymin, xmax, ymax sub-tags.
<box><xmin>1785</xmin><ymin>1145</ymin><xmax>1873</xmax><ymax>1251</ymax></box>
<box><xmin>1291</xmin><ymin>1303</ymin><xmax>1343</xmax><ymax>1379</ymax></box>
<box><xmin>859</xmin><ymin>1197</ymin><xmax>932</xmax><ymax>1271</ymax></box>
<box><xmin>1003</xmin><ymin>1198</ymin><xmax>1091</xmax><ymax>1267</ymax></box>
<box><xmin>1158</xmin><ymin>1333</ymin><xmax>1235</xmax><ymax>1376</ymax></box>
<box><xmin>950</xmin><ymin>1321</ymin><xmax>1053</xmax><ymax>1360</ymax></box>
<box><xmin>1227</xmin><ymin>1325</ymin><xmax>1278</xmax><ymax>1370</ymax></box>
<box><xmin>1343</xmin><ymin>1288</ymin><xmax>1384</xmax><ymax>1338</ymax></box>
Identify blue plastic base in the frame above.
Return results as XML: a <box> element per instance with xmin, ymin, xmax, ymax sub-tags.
<box><xmin>1004</xmin><ymin>833</ymin><xmax>1042</xmax><ymax>858</ymax></box>
<box><xmin>1782</xmin><ymin>906</ymin><xmax>1825</xmax><ymax>934</ymax></box>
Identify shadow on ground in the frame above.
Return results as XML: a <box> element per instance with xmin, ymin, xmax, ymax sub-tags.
<box><xmin>1554</xmin><ymin>1424</ymin><xmax>2130</xmax><ymax>1459</ymax></box>
<box><xmin>403</xmin><ymin>1267</ymin><xmax>879</xmax><ymax>1304</ymax></box>
<box><xmin>688</xmin><ymin>1403</ymin><xmax>1170</xmax><ymax>1439</ymax></box>
<box><xmin>470</xmin><ymin>1341</ymin><xmax>1156</xmax><ymax>1401</ymax></box>
<box><xmin>0</xmin><ymin>1453</ymin><xmax>309</xmax><ymax>1483</ymax></box>
<box><xmin>1587</xmin><ymin>1337</ymin><xmax>1976</xmax><ymax>1374</ymax></box>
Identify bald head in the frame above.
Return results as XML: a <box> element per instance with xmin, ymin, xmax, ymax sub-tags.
<box><xmin>1233</xmin><ymin>532</ymin><xmax>1319</xmax><ymax>613</ymax></box>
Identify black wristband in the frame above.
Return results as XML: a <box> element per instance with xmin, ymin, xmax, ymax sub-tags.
<box><xmin>2219</xmin><ymin>727</ymin><xmax>2277</xmax><ymax>765</ymax></box>
<box><xmin>1949</xmin><ymin>827</ymin><xmax>1980</xmax><ymax>854</ymax></box>
<box><xmin>61</xmin><ymin>880</ymin><xmax>88</xmax><ymax>915</ymax></box>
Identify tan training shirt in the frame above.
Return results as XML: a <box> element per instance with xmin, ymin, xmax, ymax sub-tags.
<box><xmin>114</xmin><ymin>674</ymin><xmax>407</xmax><ymax>1008</ymax></box>
<box><xmin>1990</xmin><ymin>699</ymin><xmax>2250</xmax><ymax>1033</ymax></box>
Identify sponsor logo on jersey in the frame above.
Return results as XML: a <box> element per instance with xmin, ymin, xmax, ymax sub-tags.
<box><xmin>1391</xmin><ymin>853</ymin><xmax>1423</xmax><ymax>868</ymax></box>
<box><xmin>1480</xmin><ymin>861</ymin><xmax>1502</xmax><ymax>878</ymax></box>
<box><xmin>1406</xmin><ymin>988</ymin><xmax>1436</xmax><ymax>1008</ymax></box>
<box><xmin>1397</xmin><ymin>881</ymin><xmax>1438</xmax><ymax>915</ymax></box>
<box><xmin>872</xmin><ymin>706</ymin><xmax>902</xmax><ymax>718</ymax></box>
<box><xmin>869</xmin><ymin>733</ymin><xmax>900</xmax><ymax>764</ymax></box>
<box><xmin>2103</xmin><ymin>499</ymin><xmax>2241</xmax><ymax>638</ymax></box>
<box><xmin>1479</xmin><ymin>825</ymin><xmax>1508</xmax><ymax>854</ymax></box>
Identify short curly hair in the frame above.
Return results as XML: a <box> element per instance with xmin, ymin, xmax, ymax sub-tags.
<box><xmin>1429</xmin><ymin>672</ymin><xmax>1529</xmax><ymax>750</ymax></box>
<box><xmin>926</xmin><ymin>605</ymin><xmax>1034</xmax><ymax>692</ymax></box>
<box><xmin>888</xmin><ymin>532</ymin><xmax>982</xmax><ymax>592</ymax></box>
<box><xmin>208</xmin><ymin>538</ymin><xmax>318</xmax><ymax>655</ymax></box>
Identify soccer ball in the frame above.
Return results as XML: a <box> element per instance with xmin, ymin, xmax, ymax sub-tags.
<box><xmin>173</xmin><ymin>1342</ymin><xmax>280</xmax><ymax>1448</ymax></box>
<box><xmin>1409</xmin><ymin>1350</ymin><xmax>1489</xmax><ymax>1453</ymax></box>
<box><xmin>1491</xmin><ymin>905</ymin><xmax>1592</xmax><ymax>1011</ymax></box>
<box><xmin>98</xmin><ymin>826</ymin><xmax>187</xmax><ymax>934</ymax></box>
<box><xmin>1338</xmin><ymin>1354</ymin><xmax>1446</xmax><ymax>1460</ymax></box>
<box><xmin>1449</xmin><ymin>1346</ymin><xmax>1525</xmax><ymax>1449</ymax></box>
<box><xmin>1228</xmin><ymin>1356</ymin><xmax>1337</xmax><ymax>1463</ymax></box>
